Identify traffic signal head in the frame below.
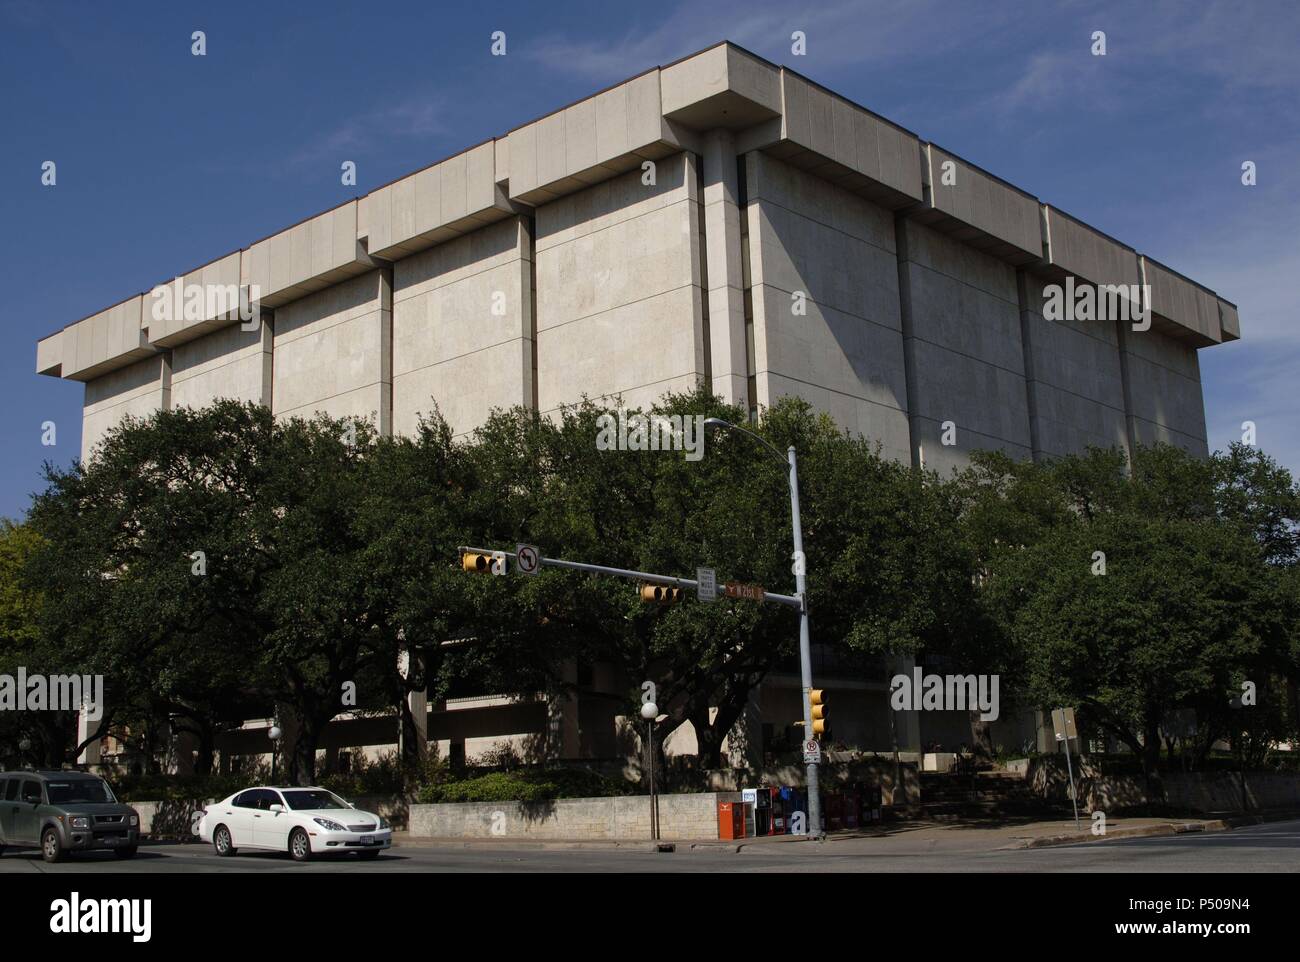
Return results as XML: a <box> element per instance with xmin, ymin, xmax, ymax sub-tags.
<box><xmin>810</xmin><ymin>689</ymin><xmax>827</xmax><ymax>737</ymax></box>
<box><xmin>640</xmin><ymin>584</ymin><xmax>683</xmax><ymax>604</ymax></box>
<box><xmin>462</xmin><ymin>551</ymin><xmax>506</xmax><ymax>575</ymax></box>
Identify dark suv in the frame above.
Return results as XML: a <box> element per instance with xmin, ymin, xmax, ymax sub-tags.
<box><xmin>0</xmin><ymin>771</ymin><xmax>140</xmax><ymax>861</ymax></box>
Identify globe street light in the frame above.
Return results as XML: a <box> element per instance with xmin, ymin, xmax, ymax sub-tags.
<box><xmin>704</xmin><ymin>417</ymin><xmax>823</xmax><ymax>838</ymax></box>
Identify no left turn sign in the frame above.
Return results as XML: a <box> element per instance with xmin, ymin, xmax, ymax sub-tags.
<box><xmin>515</xmin><ymin>544</ymin><xmax>541</xmax><ymax>576</ymax></box>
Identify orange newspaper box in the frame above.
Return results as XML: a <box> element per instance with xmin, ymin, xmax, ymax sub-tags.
<box><xmin>718</xmin><ymin>800</ymin><xmax>747</xmax><ymax>840</ymax></box>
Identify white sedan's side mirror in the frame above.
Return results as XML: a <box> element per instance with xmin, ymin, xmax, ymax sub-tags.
<box><xmin>269</xmin><ymin>804</ymin><xmax>284</xmax><ymax>813</ymax></box>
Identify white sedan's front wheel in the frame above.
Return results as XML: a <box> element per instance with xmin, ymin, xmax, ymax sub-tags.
<box><xmin>289</xmin><ymin>828</ymin><xmax>312</xmax><ymax>862</ymax></box>
<box><xmin>212</xmin><ymin>825</ymin><xmax>237</xmax><ymax>857</ymax></box>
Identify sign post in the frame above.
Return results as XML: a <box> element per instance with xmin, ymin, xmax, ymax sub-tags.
<box><xmin>1052</xmin><ymin>707</ymin><xmax>1081</xmax><ymax>831</ymax></box>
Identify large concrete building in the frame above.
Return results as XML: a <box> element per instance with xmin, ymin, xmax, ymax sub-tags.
<box><xmin>36</xmin><ymin>42</ymin><xmax>1239</xmax><ymax>770</ymax></box>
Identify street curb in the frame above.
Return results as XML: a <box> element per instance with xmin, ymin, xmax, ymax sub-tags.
<box><xmin>1014</xmin><ymin>807</ymin><xmax>1300</xmax><ymax>849</ymax></box>
<box><xmin>1016</xmin><ymin>821</ymin><xmax>1219</xmax><ymax>849</ymax></box>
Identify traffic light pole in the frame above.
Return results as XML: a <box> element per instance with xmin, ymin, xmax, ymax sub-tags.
<box><xmin>703</xmin><ymin>418</ymin><xmax>822</xmax><ymax>840</ymax></box>
<box><xmin>786</xmin><ymin>445</ymin><xmax>823</xmax><ymax>840</ymax></box>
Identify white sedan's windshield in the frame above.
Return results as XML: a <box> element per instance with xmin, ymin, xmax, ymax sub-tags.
<box><xmin>281</xmin><ymin>789</ymin><xmax>349</xmax><ymax>811</ymax></box>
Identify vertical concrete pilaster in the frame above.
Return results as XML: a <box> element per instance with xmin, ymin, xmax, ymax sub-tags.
<box><xmin>894</xmin><ymin>216</ymin><xmax>923</xmax><ymax>469</ymax></box>
<box><xmin>888</xmin><ymin>655</ymin><xmax>922</xmax><ymax>753</ymax></box>
<box><xmin>378</xmin><ymin>267</ymin><xmax>393</xmax><ymax>438</ymax></box>
<box><xmin>1016</xmin><ymin>269</ymin><xmax>1044</xmax><ymax>462</ymax></box>
<box><xmin>702</xmin><ymin>131</ymin><xmax>748</xmax><ymax>407</ymax></box>
<box><xmin>1115</xmin><ymin>315</ymin><xmax>1140</xmax><ymax>463</ymax></box>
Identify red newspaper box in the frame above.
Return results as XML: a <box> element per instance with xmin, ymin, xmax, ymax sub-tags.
<box><xmin>718</xmin><ymin>800</ymin><xmax>746</xmax><ymax>840</ymax></box>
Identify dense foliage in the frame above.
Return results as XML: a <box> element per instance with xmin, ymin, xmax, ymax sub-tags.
<box><xmin>2</xmin><ymin>390</ymin><xmax>1296</xmax><ymax>784</ymax></box>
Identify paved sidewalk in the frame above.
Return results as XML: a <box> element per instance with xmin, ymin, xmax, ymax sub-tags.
<box><xmin>392</xmin><ymin>809</ymin><xmax>1300</xmax><ymax>855</ymax></box>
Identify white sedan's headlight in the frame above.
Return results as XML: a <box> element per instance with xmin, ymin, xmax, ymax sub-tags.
<box><xmin>379</xmin><ymin>816</ymin><xmax>390</xmax><ymax>829</ymax></box>
<box><xmin>70</xmin><ymin>816</ymin><xmax>90</xmax><ymax>829</ymax></box>
<box><xmin>313</xmin><ymin>817</ymin><xmax>346</xmax><ymax>832</ymax></box>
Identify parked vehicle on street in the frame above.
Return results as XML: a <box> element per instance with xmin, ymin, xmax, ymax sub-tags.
<box><xmin>197</xmin><ymin>787</ymin><xmax>392</xmax><ymax>861</ymax></box>
<box><xmin>0</xmin><ymin>770</ymin><xmax>141</xmax><ymax>862</ymax></box>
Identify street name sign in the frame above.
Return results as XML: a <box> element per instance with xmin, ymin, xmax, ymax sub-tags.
<box><xmin>724</xmin><ymin>581</ymin><xmax>765</xmax><ymax>602</ymax></box>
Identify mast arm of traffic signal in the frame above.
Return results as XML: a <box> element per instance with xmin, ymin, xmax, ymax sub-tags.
<box><xmin>455</xmin><ymin>545</ymin><xmax>803</xmax><ymax>609</ymax></box>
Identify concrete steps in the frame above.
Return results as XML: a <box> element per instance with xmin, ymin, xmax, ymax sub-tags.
<box><xmin>918</xmin><ymin>771</ymin><xmax>1063</xmax><ymax>819</ymax></box>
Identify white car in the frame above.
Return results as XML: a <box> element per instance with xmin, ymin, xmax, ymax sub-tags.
<box><xmin>197</xmin><ymin>787</ymin><xmax>392</xmax><ymax>861</ymax></box>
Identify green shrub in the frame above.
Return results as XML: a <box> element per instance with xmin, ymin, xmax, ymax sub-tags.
<box><xmin>318</xmin><ymin>749</ymin><xmax>444</xmax><ymax>798</ymax></box>
<box><xmin>416</xmin><ymin>767</ymin><xmax>631</xmax><ymax>804</ymax></box>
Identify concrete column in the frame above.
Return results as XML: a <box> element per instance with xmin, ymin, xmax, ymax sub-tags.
<box><xmin>76</xmin><ymin>698</ymin><xmax>102</xmax><ymax>768</ymax></box>
<box><xmin>725</xmin><ymin>684</ymin><xmax>764</xmax><ymax>770</ymax></box>
<box><xmin>398</xmin><ymin>648</ymin><xmax>428</xmax><ymax>760</ymax></box>
<box><xmin>547</xmin><ymin>661</ymin><xmax>581</xmax><ymax>760</ymax></box>
<box><xmin>702</xmin><ymin>130</ymin><xmax>748</xmax><ymax>407</ymax></box>
<box><xmin>888</xmin><ymin>655</ymin><xmax>922</xmax><ymax>753</ymax></box>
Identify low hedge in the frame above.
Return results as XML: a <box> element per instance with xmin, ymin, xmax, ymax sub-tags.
<box><xmin>416</xmin><ymin>768</ymin><xmax>631</xmax><ymax>804</ymax></box>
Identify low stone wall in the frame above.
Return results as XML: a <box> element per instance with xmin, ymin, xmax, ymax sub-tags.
<box><xmin>410</xmin><ymin>792</ymin><xmax>741</xmax><ymax>840</ymax></box>
<box><xmin>131</xmin><ymin>799</ymin><xmax>213</xmax><ymax>838</ymax></box>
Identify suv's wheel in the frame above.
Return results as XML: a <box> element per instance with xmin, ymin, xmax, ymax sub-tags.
<box><xmin>212</xmin><ymin>825</ymin><xmax>237</xmax><ymax>857</ymax></box>
<box><xmin>113</xmin><ymin>846</ymin><xmax>138</xmax><ymax>859</ymax></box>
<box><xmin>288</xmin><ymin>828</ymin><xmax>312</xmax><ymax>862</ymax></box>
<box><xmin>41</xmin><ymin>827</ymin><xmax>65</xmax><ymax>863</ymax></box>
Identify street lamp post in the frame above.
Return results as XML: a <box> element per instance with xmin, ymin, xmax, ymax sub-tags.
<box><xmin>704</xmin><ymin>418</ymin><xmax>822</xmax><ymax>838</ymax></box>
<box><xmin>641</xmin><ymin>701</ymin><xmax>659</xmax><ymax>841</ymax></box>
<box><xmin>268</xmin><ymin>723</ymin><xmax>282</xmax><ymax>784</ymax></box>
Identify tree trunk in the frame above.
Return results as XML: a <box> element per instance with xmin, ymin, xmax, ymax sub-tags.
<box><xmin>1142</xmin><ymin>711</ymin><xmax>1164</xmax><ymax>801</ymax></box>
<box><xmin>691</xmin><ymin>707</ymin><xmax>725</xmax><ymax>770</ymax></box>
<box><xmin>287</xmin><ymin>709</ymin><xmax>329</xmax><ymax>786</ymax></box>
<box><xmin>195</xmin><ymin>721</ymin><xmax>215</xmax><ymax>776</ymax></box>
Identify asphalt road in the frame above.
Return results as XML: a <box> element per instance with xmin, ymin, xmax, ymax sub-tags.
<box><xmin>2</xmin><ymin>818</ymin><xmax>1298</xmax><ymax>872</ymax></box>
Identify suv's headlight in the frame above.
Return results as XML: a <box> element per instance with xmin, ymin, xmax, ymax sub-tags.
<box><xmin>129</xmin><ymin>814</ymin><xmax>139</xmax><ymax>826</ymax></box>
<box><xmin>378</xmin><ymin>816</ymin><xmax>390</xmax><ymax>829</ymax></box>
<box><xmin>313</xmin><ymin>817</ymin><xmax>346</xmax><ymax>832</ymax></box>
<box><xmin>70</xmin><ymin>816</ymin><xmax>90</xmax><ymax>829</ymax></box>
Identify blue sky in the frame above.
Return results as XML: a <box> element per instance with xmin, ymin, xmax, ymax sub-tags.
<box><xmin>2</xmin><ymin>0</ymin><xmax>1296</xmax><ymax>520</ymax></box>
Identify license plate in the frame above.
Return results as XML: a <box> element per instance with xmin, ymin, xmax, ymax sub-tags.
<box><xmin>102</xmin><ymin>836</ymin><xmax>120</xmax><ymax>846</ymax></box>
<box><xmin>360</xmin><ymin>835</ymin><xmax>373</xmax><ymax>845</ymax></box>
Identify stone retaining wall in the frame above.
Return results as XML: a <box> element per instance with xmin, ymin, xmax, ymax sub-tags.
<box><xmin>410</xmin><ymin>792</ymin><xmax>742</xmax><ymax>840</ymax></box>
